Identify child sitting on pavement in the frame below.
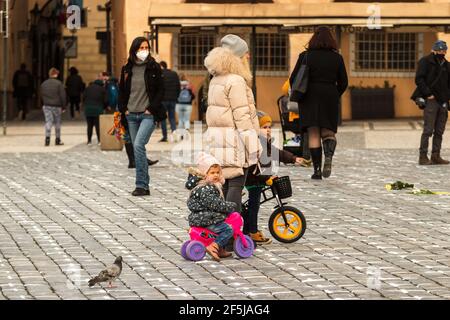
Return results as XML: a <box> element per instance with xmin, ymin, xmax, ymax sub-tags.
<box><xmin>243</xmin><ymin>113</ymin><xmax>307</xmax><ymax>245</ymax></box>
<box><xmin>185</xmin><ymin>152</ymin><xmax>237</xmax><ymax>261</ymax></box>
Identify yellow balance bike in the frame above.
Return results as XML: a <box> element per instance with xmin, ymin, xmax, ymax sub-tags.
<box><xmin>243</xmin><ymin>176</ymin><xmax>306</xmax><ymax>243</ymax></box>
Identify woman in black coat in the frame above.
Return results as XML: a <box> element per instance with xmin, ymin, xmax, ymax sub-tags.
<box><xmin>290</xmin><ymin>26</ymin><xmax>348</xmax><ymax>180</ymax></box>
<box><xmin>65</xmin><ymin>67</ymin><xmax>85</xmax><ymax>119</ymax></box>
<box><xmin>118</xmin><ymin>37</ymin><xmax>165</xmax><ymax>197</ymax></box>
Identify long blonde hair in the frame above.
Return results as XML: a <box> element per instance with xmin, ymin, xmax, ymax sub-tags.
<box><xmin>204</xmin><ymin>47</ymin><xmax>253</xmax><ymax>87</ymax></box>
<box><xmin>240</xmin><ymin>55</ymin><xmax>253</xmax><ymax>87</ymax></box>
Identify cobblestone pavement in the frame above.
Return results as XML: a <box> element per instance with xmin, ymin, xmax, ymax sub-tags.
<box><xmin>0</xmin><ymin>146</ymin><xmax>450</xmax><ymax>300</ymax></box>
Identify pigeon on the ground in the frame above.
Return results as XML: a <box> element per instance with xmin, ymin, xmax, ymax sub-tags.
<box><xmin>88</xmin><ymin>256</ymin><xmax>123</xmax><ymax>288</ymax></box>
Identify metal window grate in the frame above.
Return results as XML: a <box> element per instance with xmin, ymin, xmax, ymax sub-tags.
<box><xmin>355</xmin><ymin>32</ymin><xmax>418</xmax><ymax>72</ymax></box>
<box><xmin>256</xmin><ymin>33</ymin><xmax>289</xmax><ymax>71</ymax></box>
<box><xmin>179</xmin><ymin>33</ymin><xmax>215</xmax><ymax>71</ymax></box>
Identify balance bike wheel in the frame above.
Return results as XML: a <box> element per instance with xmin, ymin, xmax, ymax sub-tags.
<box><xmin>186</xmin><ymin>241</ymin><xmax>206</xmax><ymax>261</ymax></box>
<box><xmin>234</xmin><ymin>235</ymin><xmax>255</xmax><ymax>258</ymax></box>
<box><xmin>181</xmin><ymin>241</ymin><xmax>191</xmax><ymax>260</ymax></box>
<box><xmin>269</xmin><ymin>206</ymin><xmax>306</xmax><ymax>243</ymax></box>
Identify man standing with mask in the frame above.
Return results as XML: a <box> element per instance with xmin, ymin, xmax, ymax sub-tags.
<box><xmin>412</xmin><ymin>40</ymin><xmax>450</xmax><ymax>165</ymax></box>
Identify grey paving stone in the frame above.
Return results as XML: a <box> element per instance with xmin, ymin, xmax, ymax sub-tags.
<box><xmin>1</xmin><ymin>149</ymin><xmax>450</xmax><ymax>299</ymax></box>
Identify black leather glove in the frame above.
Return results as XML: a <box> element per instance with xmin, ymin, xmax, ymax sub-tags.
<box><xmin>415</xmin><ymin>97</ymin><xmax>426</xmax><ymax>110</ymax></box>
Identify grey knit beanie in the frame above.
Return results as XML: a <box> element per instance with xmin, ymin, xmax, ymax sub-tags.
<box><xmin>221</xmin><ymin>34</ymin><xmax>249</xmax><ymax>58</ymax></box>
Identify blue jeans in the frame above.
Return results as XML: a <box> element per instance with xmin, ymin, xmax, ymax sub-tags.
<box><xmin>176</xmin><ymin>103</ymin><xmax>192</xmax><ymax>130</ymax></box>
<box><xmin>207</xmin><ymin>222</ymin><xmax>233</xmax><ymax>248</ymax></box>
<box><xmin>126</xmin><ymin>112</ymin><xmax>156</xmax><ymax>190</ymax></box>
<box><xmin>161</xmin><ymin>101</ymin><xmax>177</xmax><ymax>139</ymax></box>
<box><xmin>243</xmin><ymin>187</ymin><xmax>263</xmax><ymax>234</ymax></box>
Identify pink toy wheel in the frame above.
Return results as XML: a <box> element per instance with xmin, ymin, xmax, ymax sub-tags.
<box><xmin>186</xmin><ymin>241</ymin><xmax>206</xmax><ymax>261</ymax></box>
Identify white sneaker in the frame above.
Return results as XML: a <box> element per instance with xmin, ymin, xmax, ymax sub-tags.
<box><xmin>183</xmin><ymin>129</ymin><xmax>191</xmax><ymax>141</ymax></box>
<box><xmin>173</xmin><ymin>129</ymin><xmax>183</xmax><ymax>142</ymax></box>
<box><xmin>87</xmin><ymin>142</ymin><xmax>92</xmax><ymax>146</ymax></box>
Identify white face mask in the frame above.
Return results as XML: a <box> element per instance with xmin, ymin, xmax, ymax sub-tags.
<box><xmin>136</xmin><ymin>50</ymin><xmax>149</xmax><ymax>62</ymax></box>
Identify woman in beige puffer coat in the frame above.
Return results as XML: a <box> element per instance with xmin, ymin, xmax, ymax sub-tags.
<box><xmin>204</xmin><ymin>34</ymin><xmax>262</xmax><ymax>213</ymax></box>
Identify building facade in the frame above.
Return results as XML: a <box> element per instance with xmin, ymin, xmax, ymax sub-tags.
<box><xmin>2</xmin><ymin>1</ymin><xmax>450</xmax><ymax>122</ymax></box>
<box><xmin>62</xmin><ymin>0</ymin><xmax>107</xmax><ymax>85</ymax></box>
<box><xmin>111</xmin><ymin>0</ymin><xmax>450</xmax><ymax>122</ymax></box>
<box><xmin>0</xmin><ymin>0</ymin><xmax>108</xmax><ymax>120</ymax></box>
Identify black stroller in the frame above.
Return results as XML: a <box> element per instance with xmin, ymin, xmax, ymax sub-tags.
<box><xmin>277</xmin><ymin>95</ymin><xmax>309</xmax><ymax>159</ymax></box>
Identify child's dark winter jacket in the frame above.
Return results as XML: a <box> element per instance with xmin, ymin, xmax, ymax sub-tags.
<box><xmin>245</xmin><ymin>135</ymin><xmax>296</xmax><ymax>187</ymax></box>
<box><xmin>186</xmin><ymin>168</ymin><xmax>237</xmax><ymax>227</ymax></box>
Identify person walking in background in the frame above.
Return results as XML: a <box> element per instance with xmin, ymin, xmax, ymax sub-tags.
<box><xmin>290</xmin><ymin>26</ymin><xmax>348</xmax><ymax>180</ymax></box>
<box><xmin>119</xmin><ymin>36</ymin><xmax>165</xmax><ymax>197</ymax></box>
<box><xmin>159</xmin><ymin>61</ymin><xmax>180</xmax><ymax>142</ymax></box>
<box><xmin>103</xmin><ymin>72</ymin><xmax>120</xmax><ymax>112</ymax></box>
<box><xmin>12</xmin><ymin>63</ymin><xmax>34</xmax><ymax>121</ymax></box>
<box><xmin>65</xmin><ymin>67</ymin><xmax>85</xmax><ymax>119</ymax></box>
<box><xmin>204</xmin><ymin>34</ymin><xmax>262</xmax><ymax>213</ymax></box>
<box><xmin>109</xmin><ymin>71</ymin><xmax>158</xmax><ymax>168</ymax></box>
<box><xmin>83</xmin><ymin>77</ymin><xmax>108</xmax><ymax>145</ymax></box>
<box><xmin>176</xmin><ymin>74</ymin><xmax>195</xmax><ymax>139</ymax></box>
<box><xmin>412</xmin><ymin>40</ymin><xmax>450</xmax><ymax>165</ymax></box>
<box><xmin>41</xmin><ymin>68</ymin><xmax>67</xmax><ymax>146</ymax></box>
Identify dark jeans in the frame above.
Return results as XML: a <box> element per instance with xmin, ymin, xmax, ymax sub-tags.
<box><xmin>16</xmin><ymin>97</ymin><xmax>28</xmax><ymax>119</ymax></box>
<box><xmin>69</xmin><ymin>96</ymin><xmax>81</xmax><ymax>119</ymax></box>
<box><xmin>420</xmin><ymin>99</ymin><xmax>448</xmax><ymax>155</ymax></box>
<box><xmin>161</xmin><ymin>101</ymin><xmax>177</xmax><ymax>139</ymax></box>
<box><xmin>223</xmin><ymin>169</ymin><xmax>248</xmax><ymax>213</ymax></box>
<box><xmin>242</xmin><ymin>186</ymin><xmax>263</xmax><ymax>234</ymax></box>
<box><xmin>207</xmin><ymin>222</ymin><xmax>234</xmax><ymax>248</ymax></box>
<box><xmin>86</xmin><ymin>116</ymin><xmax>100</xmax><ymax>143</ymax></box>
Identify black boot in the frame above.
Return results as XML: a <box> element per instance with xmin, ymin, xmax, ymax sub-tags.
<box><xmin>132</xmin><ymin>188</ymin><xmax>150</xmax><ymax>197</ymax></box>
<box><xmin>147</xmin><ymin>159</ymin><xmax>159</xmax><ymax>166</ymax></box>
<box><xmin>125</xmin><ymin>142</ymin><xmax>135</xmax><ymax>169</ymax></box>
<box><xmin>301</xmin><ymin>132</ymin><xmax>311</xmax><ymax>161</ymax></box>
<box><xmin>55</xmin><ymin>138</ymin><xmax>64</xmax><ymax>146</ymax></box>
<box><xmin>322</xmin><ymin>138</ymin><xmax>337</xmax><ymax>178</ymax></box>
<box><xmin>310</xmin><ymin>147</ymin><xmax>323</xmax><ymax>180</ymax></box>
<box><xmin>45</xmin><ymin>137</ymin><xmax>50</xmax><ymax>147</ymax></box>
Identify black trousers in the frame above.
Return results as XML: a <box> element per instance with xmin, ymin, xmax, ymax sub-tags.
<box><xmin>69</xmin><ymin>96</ymin><xmax>81</xmax><ymax>119</ymax></box>
<box><xmin>242</xmin><ymin>186</ymin><xmax>263</xmax><ymax>234</ymax></box>
<box><xmin>16</xmin><ymin>97</ymin><xmax>28</xmax><ymax>119</ymax></box>
<box><xmin>86</xmin><ymin>116</ymin><xmax>100</xmax><ymax>143</ymax></box>
<box><xmin>420</xmin><ymin>99</ymin><xmax>448</xmax><ymax>154</ymax></box>
<box><xmin>223</xmin><ymin>168</ymin><xmax>248</xmax><ymax>214</ymax></box>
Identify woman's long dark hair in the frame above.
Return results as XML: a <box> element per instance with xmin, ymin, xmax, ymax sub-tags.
<box><xmin>128</xmin><ymin>36</ymin><xmax>151</xmax><ymax>64</ymax></box>
<box><xmin>308</xmin><ymin>26</ymin><xmax>338</xmax><ymax>51</ymax></box>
